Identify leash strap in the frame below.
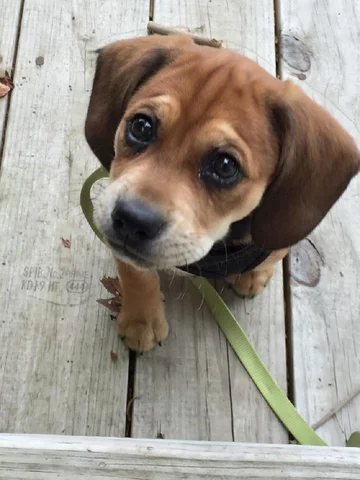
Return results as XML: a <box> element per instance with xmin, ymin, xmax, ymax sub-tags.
<box><xmin>80</xmin><ymin>167</ymin><xmax>359</xmax><ymax>448</ymax></box>
<box><xmin>80</xmin><ymin>166</ymin><xmax>109</xmax><ymax>241</ymax></box>
<box><xmin>191</xmin><ymin>276</ymin><xmax>326</xmax><ymax>446</ymax></box>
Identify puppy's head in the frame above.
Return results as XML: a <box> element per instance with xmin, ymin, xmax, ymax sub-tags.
<box><xmin>85</xmin><ymin>35</ymin><xmax>360</xmax><ymax>270</ymax></box>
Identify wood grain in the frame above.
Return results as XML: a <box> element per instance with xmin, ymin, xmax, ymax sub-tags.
<box><xmin>132</xmin><ymin>0</ymin><xmax>288</xmax><ymax>444</ymax></box>
<box><xmin>0</xmin><ymin>0</ymin><xmax>22</xmax><ymax>152</ymax></box>
<box><xmin>0</xmin><ymin>434</ymin><xmax>359</xmax><ymax>479</ymax></box>
<box><xmin>0</xmin><ymin>0</ymin><xmax>149</xmax><ymax>436</ymax></box>
<box><xmin>278</xmin><ymin>0</ymin><xmax>360</xmax><ymax>445</ymax></box>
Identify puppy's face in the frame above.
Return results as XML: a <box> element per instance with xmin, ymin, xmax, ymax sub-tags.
<box><xmin>86</xmin><ymin>36</ymin><xmax>360</xmax><ymax>270</ymax></box>
<box><xmin>96</xmin><ymin>54</ymin><xmax>278</xmax><ymax>268</ymax></box>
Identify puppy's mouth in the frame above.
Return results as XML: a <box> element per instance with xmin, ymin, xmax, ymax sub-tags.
<box><xmin>106</xmin><ymin>237</ymin><xmax>156</xmax><ymax>269</ymax></box>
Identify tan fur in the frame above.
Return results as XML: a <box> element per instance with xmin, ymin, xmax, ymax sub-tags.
<box><xmin>115</xmin><ymin>259</ymin><xmax>168</xmax><ymax>352</ymax></box>
<box><xmin>85</xmin><ymin>36</ymin><xmax>360</xmax><ymax>351</ymax></box>
<box><xmin>226</xmin><ymin>249</ymin><xmax>289</xmax><ymax>297</ymax></box>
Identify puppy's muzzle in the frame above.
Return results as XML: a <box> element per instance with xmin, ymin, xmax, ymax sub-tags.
<box><xmin>111</xmin><ymin>198</ymin><xmax>166</xmax><ymax>247</ymax></box>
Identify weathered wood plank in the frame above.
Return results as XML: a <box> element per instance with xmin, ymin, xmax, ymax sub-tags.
<box><xmin>1</xmin><ymin>435</ymin><xmax>359</xmax><ymax>479</ymax></box>
<box><xmin>132</xmin><ymin>275</ymin><xmax>233</xmax><ymax>441</ymax></box>
<box><xmin>278</xmin><ymin>0</ymin><xmax>360</xmax><ymax>445</ymax></box>
<box><xmin>221</xmin><ymin>281</ymin><xmax>288</xmax><ymax>444</ymax></box>
<box><xmin>132</xmin><ymin>0</ymin><xmax>288</xmax><ymax>443</ymax></box>
<box><xmin>0</xmin><ymin>0</ymin><xmax>149</xmax><ymax>435</ymax></box>
<box><xmin>0</xmin><ymin>0</ymin><xmax>22</xmax><ymax>150</ymax></box>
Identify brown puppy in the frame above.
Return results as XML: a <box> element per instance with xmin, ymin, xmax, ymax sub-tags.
<box><xmin>85</xmin><ymin>35</ymin><xmax>360</xmax><ymax>352</ymax></box>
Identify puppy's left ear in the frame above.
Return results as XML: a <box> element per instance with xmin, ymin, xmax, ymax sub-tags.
<box><xmin>85</xmin><ymin>35</ymin><xmax>193</xmax><ymax>170</ymax></box>
<box><xmin>251</xmin><ymin>81</ymin><xmax>360</xmax><ymax>249</ymax></box>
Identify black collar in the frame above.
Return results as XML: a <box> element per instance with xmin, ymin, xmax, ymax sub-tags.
<box><xmin>178</xmin><ymin>216</ymin><xmax>271</xmax><ymax>279</ymax></box>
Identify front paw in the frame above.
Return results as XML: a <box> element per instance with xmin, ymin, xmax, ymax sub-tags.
<box><xmin>227</xmin><ymin>268</ymin><xmax>275</xmax><ymax>298</ymax></box>
<box><xmin>117</xmin><ymin>303</ymin><xmax>169</xmax><ymax>353</ymax></box>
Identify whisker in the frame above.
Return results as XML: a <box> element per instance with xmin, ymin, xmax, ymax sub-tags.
<box><xmin>176</xmin><ymin>289</ymin><xmax>184</xmax><ymax>300</ymax></box>
<box><xmin>168</xmin><ymin>268</ymin><xmax>176</xmax><ymax>288</ymax></box>
<box><xmin>196</xmin><ymin>283</ymin><xmax>205</xmax><ymax>312</ymax></box>
<box><xmin>217</xmin><ymin>279</ymin><xmax>226</xmax><ymax>297</ymax></box>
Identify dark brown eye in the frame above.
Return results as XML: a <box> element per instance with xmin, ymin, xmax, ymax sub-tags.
<box><xmin>213</xmin><ymin>155</ymin><xmax>239</xmax><ymax>178</ymax></box>
<box><xmin>200</xmin><ymin>151</ymin><xmax>242</xmax><ymax>187</ymax></box>
<box><xmin>125</xmin><ymin>114</ymin><xmax>156</xmax><ymax>150</ymax></box>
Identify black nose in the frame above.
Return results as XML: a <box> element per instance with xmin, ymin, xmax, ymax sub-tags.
<box><xmin>111</xmin><ymin>198</ymin><xmax>165</xmax><ymax>243</ymax></box>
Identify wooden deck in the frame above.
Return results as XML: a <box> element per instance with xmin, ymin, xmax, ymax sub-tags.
<box><xmin>0</xmin><ymin>0</ymin><xmax>359</xmax><ymax>468</ymax></box>
<box><xmin>1</xmin><ymin>435</ymin><xmax>360</xmax><ymax>479</ymax></box>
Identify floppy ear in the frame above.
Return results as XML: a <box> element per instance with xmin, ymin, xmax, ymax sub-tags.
<box><xmin>85</xmin><ymin>35</ymin><xmax>193</xmax><ymax>170</ymax></box>
<box><xmin>251</xmin><ymin>81</ymin><xmax>360</xmax><ymax>250</ymax></box>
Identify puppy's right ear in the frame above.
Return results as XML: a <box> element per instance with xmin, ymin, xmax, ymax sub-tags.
<box><xmin>251</xmin><ymin>81</ymin><xmax>360</xmax><ymax>249</ymax></box>
<box><xmin>85</xmin><ymin>35</ymin><xmax>193</xmax><ymax>170</ymax></box>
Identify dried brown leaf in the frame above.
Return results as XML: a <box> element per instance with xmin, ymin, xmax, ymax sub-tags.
<box><xmin>61</xmin><ymin>237</ymin><xmax>71</xmax><ymax>248</ymax></box>
<box><xmin>0</xmin><ymin>83</ymin><xmax>10</xmax><ymax>98</ymax></box>
<box><xmin>110</xmin><ymin>350</ymin><xmax>118</xmax><ymax>361</ymax></box>
<box><xmin>96</xmin><ymin>297</ymin><xmax>121</xmax><ymax>313</ymax></box>
<box><xmin>100</xmin><ymin>276</ymin><xmax>121</xmax><ymax>296</ymax></box>
<box><xmin>0</xmin><ymin>71</ymin><xmax>14</xmax><ymax>88</ymax></box>
<box><xmin>0</xmin><ymin>71</ymin><xmax>14</xmax><ymax>98</ymax></box>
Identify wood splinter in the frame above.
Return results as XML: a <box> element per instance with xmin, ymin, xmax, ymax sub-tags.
<box><xmin>147</xmin><ymin>21</ymin><xmax>222</xmax><ymax>48</ymax></box>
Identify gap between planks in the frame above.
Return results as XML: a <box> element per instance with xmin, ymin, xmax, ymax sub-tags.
<box><xmin>0</xmin><ymin>0</ymin><xmax>26</xmax><ymax>167</ymax></box>
<box><xmin>274</xmin><ymin>0</ymin><xmax>295</xmax><ymax>442</ymax></box>
<box><xmin>123</xmin><ymin>0</ymin><xmax>155</xmax><ymax>439</ymax></box>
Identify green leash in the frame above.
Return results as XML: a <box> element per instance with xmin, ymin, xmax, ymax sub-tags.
<box><xmin>81</xmin><ymin>167</ymin><xmax>359</xmax><ymax>448</ymax></box>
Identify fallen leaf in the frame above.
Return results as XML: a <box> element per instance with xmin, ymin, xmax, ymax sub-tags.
<box><xmin>100</xmin><ymin>276</ymin><xmax>121</xmax><ymax>296</ymax></box>
<box><xmin>96</xmin><ymin>297</ymin><xmax>121</xmax><ymax>313</ymax></box>
<box><xmin>0</xmin><ymin>71</ymin><xmax>14</xmax><ymax>88</ymax></box>
<box><xmin>97</xmin><ymin>276</ymin><xmax>122</xmax><ymax>313</ymax></box>
<box><xmin>0</xmin><ymin>83</ymin><xmax>10</xmax><ymax>98</ymax></box>
<box><xmin>0</xmin><ymin>71</ymin><xmax>14</xmax><ymax>98</ymax></box>
<box><xmin>110</xmin><ymin>350</ymin><xmax>118</xmax><ymax>361</ymax></box>
<box><xmin>61</xmin><ymin>237</ymin><xmax>71</xmax><ymax>248</ymax></box>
